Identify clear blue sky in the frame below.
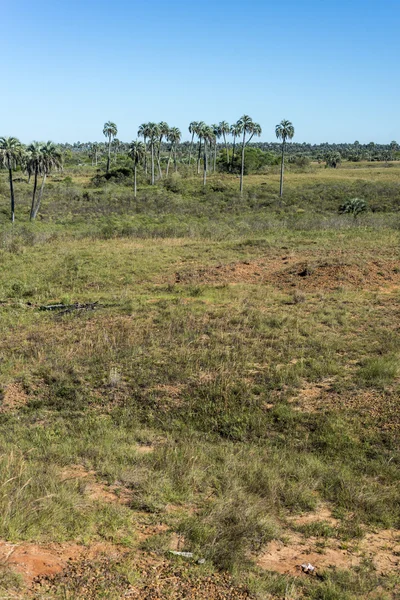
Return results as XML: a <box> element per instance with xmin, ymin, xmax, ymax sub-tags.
<box><xmin>3</xmin><ymin>0</ymin><xmax>399</xmax><ymax>144</ymax></box>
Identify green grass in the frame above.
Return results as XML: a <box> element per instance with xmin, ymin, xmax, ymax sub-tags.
<box><xmin>0</xmin><ymin>165</ymin><xmax>399</xmax><ymax>597</ymax></box>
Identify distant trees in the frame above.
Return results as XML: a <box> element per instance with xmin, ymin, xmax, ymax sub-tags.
<box><xmin>128</xmin><ymin>141</ymin><xmax>145</xmax><ymax>198</ymax></box>
<box><xmin>230</xmin><ymin>123</ymin><xmax>241</xmax><ymax>171</ymax></box>
<box><xmin>147</xmin><ymin>123</ymin><xmax>160</xmax><ymax>185</ymax></box>
<box><xmin>138</xmin><ymin>124</ymin><xmax>149</xmax><ymax>174</ymax></box>
<box><xmin>103</xmin><ymin>121</ymin><xmax>118</xmax><ymax>173</ymax></box>
<box><xmin>188</xmin><ymin>121</ymin><xmax>199</xmax><ymax>166</ymax></box>
<box><xmin>236</xmin><ymin>115</ymin><xmax>262</xmax><ymax>193</ymax></box>
<box><xmin>0</xmin><ymin>137</ymin><xmax>22</xmax><ymax>222</ymax></box>
<box><xmin>31</xmin><ymin>142</ymin><xmax>62</xmax><ymax>220</ymax></box>
<box><xmin>166</xmin><ymin>127</ymin><xmax>181</xmax><ymax>176</ymax></box>
<box><xmin>275</xmin><ymin>119</ymin><xmax>295</xmax><ymax>197</ymax></box>
<box><xmin>325</xmin><ymin>150</ymin><xmax>341</xmax><ymax>168</ymax></box>
<box><xmin>219</xmin><ymin>121</ymin><xmax>230</xmax><ymax>167</ymax></box>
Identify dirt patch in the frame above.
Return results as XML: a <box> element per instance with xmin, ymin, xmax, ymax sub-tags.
<box><xmin>0</xmin><ymin>541</ymin><xmax>120</xmax><ymax>586</ymax></box>
<box><xmin>258</xmin><ymin>507</ymin><xmax>400</xmax><ymax>577</ymax></box>
<box><xmin>271</xmin><ymin>260</ymin><xmax>400</xmax><ymax>291</ymax></box>
<box><xmin>60</xmin><ymin>464</ymin><xmax>131</xmax><ymax>505</ymax></box>
<box><xmin>172</xmin><ymin>258</ymin><xmax>400</xmax><ymax>292</ymax></box>
<box><xmin>291</xmin><ymin>385</ymin><xmax>400</xmax><ymax>432</ymax></box>
<box><xmin>0</xmin><ymin>383</ymin><xmax>29</xmax><ymax>413</ymax></box>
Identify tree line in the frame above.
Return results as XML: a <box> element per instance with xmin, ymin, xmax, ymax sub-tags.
<box><xmin>1</xmin><ymin>115</ymin><xmax>399</xmax><ymax>222</ymax></box>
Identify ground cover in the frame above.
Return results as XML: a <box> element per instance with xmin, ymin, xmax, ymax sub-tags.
<box><xmin>0</xmin><ymin>165</ymin><xmax>399</xmax><ymax>598</ymax></box>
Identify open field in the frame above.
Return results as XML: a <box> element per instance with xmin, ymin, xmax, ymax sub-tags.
<box><xmin>0</xmin><ymin>163</ymin><xmax>399</xmax><ymax>598</ymax></box>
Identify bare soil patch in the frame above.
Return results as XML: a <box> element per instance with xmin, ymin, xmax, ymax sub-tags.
<box><xmin>0</xmin><ymin>540</ymin><xmax>119</xmax><ymax>585</ymax></box>
<box><xmin>173</xmin><ymin>258</ymin><xmax>400</xmax><ymax>291</ymax></box>
<box><xmin>258</xmin><ymin>506</ymin><xmax>400</xmax><ymax>577</ymax></box>
<box><xmin>0</xmin><ymin>383</ymin><xmax>29</xmax><ymax>413</ymax></box>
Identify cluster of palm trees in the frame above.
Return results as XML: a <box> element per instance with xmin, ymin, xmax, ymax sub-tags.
<box><xmin>0</xmin><ymin>137</ymin><xmax>62</xmax><ymax>222</ymax></box>
<box><xmin>184</xmin><ymin>117</ymin><xmax>295</xmax><ymax>194</ymax></box>
<box><xmin>135</xmin><ymin>122</ymin><xmax>181</xmax><ymax>185</ymax></box>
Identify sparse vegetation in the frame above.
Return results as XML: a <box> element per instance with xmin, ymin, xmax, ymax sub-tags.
<box><xmin>0</xmin><ymin>147</ymin><xmax>399</xmax><ymax>598</ymax></box>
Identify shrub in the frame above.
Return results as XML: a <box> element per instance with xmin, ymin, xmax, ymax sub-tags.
<box><xmin>339</xmin><ymin>198</ymin><xmax>368</xmax><ymax>219</ymax></box>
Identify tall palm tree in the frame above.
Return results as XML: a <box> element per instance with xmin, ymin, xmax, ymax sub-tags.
<box><xmin>0</xmin><ymin>137</ymin><xmax>22</xmax><ymax>222</ymax></box>
<box><xmin>211</xmin><ymin>124</ymin><xmax>221</xmax><ymax>172</ymax></box>
<box><xmin>26</xmin><ymin>142</ymin><xmax>43</xmax><ymax>221</ymax></box>
<box><xmin>188</xmin><ymin>121</ymin><xmax>199</xmax><ymax>166</ymax></box>
<box><xmin>219</xmin><ymin>121</ymin><xmax>230</xmax><ymax>167</ymax></box>
<box><xmin>156</xmin><ymin>122</ymin><xmax>169</xmax><ymax>179</ymax></box>
<box><xmin>195</xmin><ymin>121</ymin><xmax>206</xmax><ymax>174</ymax></box>
<box><xmin>200</xmin><ymin>125</ymin><xmax>214</xmax><ymax>187</ymax></box>
<box><xmin>236</xmin><ymin>115</ymin><xmax>262</xmax><ymax>193</ymax></box>
<box><xmin>166</xmin><ymin>127</ymin><xmax>181</xmax><ymax>176</ymax></box>
<box><xmin>147</xmin><ymin>123</ymin><xmax>160</xmax><ymax>185</ymax></box>
<box><xmin>230</xmin><ymin>122</ymin><xmax>241</xmax><ymax>171</ymax></box>
<box><xmin>31</xmin><ymin>142</ymin><xmax>62</xmax><ymax>220</ymax></box>
<box><xmin>103</xmin><ymin>121</ymin><xmax>118</xmax><ymax>173</ymax></box>
<box><xmin>275</xmin><ymin>119</ymin><xmax>294</xmax><ymax>197</ymax></box>
<box><xmin>128</xmin><ymin>140</ymin><xmax>145</xmax><ymax>199</ymax></box>
<box><xmin>138</xmin><ymin>123</ymin><xmax>149</xmax><ymax>174</ymax></box>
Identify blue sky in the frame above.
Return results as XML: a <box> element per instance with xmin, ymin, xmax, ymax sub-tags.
<box><xmin>3</xmin><ymin>0</ymin><xmax>399</xmax><ymax>144</ymax></box>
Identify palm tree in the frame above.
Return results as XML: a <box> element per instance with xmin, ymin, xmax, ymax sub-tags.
<box><xmin>188</xmin><ymin>121</ymin><xmax>199</xmax><ymax>166</ymax></box>
<box><xmin>31</xmin><ymin>142</ymin><xmax>62</xmax><ymax>220</ymax></box>
<box><xmin>219</xmin><ymin>121</ymin><xmax>230</xmax><ymax>167</ymax></box>
<box><xmin>275</xmin><ymin>119</ymin><xmax>294</xmax><ymax>197</ymax></box>
<box><xmin>90</xmin><ymin>142</ymin><xmax>99</xmax><ymax>166</ymax></box>
<box><xmin>211</xmin><ymin>124</ymin><xmax>221</xmax><ymax>172</ymax></box>
<box><xmin>236</xmin><ymin>115</ymin><xmax>262</xmax><ymax>193</ymax></box>
<box><xmin>156</xmin><ymin>122</ymin><xmax>169</xmax><ymax>179</ymax></box>
<box><xmin>103</xmin><ymin>121</ymin><xmax>118</xmax><ymax>173</ymax></box>
<box><xmin>230</xmin><ymin>122</ymin><xmax>241</xmax><ymax>171</ymax></box>
<box><xmin>200</xmin><ymin>125</ymin><xmax>214</xmax><ymax>187</ymax></box>
<box><xmin>128</xmin><ymin>140</ymin><xmax>145</xmax><ymax>199</ymax></box>
<box><xmin>138</xmin><ymin>123</ymin><xmax>149</xmax><ymax>174</ymax></box>
<box><xmin>26</xmin><ymin>142</ymin><xmax>43</xmax><ymax>221</ymax></box>
<box><xmin>0</xmin><ymin>137</ymin><xmax>22</xmax><ymax>222</ymax></box>
<box><xmin>147</xmin><ymin>123</ymin><xmax>160</xmax><ymax>185</ymax></box>
<box><xmin>195</xmin><ymin>121</ymin><xmax>206</xmax><ymax>174</ymax></box>
<box><xmin>166</xmin><ymin>127</ymin><xmax>181</xmax><ymax>176</ymax></box>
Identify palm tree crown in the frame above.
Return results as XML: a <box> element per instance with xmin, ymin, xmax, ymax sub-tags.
<box><xmin>275</xmin><ymin>120</ymin><xmax>294</xmax><ymax>197</ymax></box>
<box><xmin>275</xmin><ymin>119</ymin><xmax>294</xmax><ymax>143</ymax></box>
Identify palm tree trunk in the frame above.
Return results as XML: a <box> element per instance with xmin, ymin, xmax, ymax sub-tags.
<box><xmin>166</xmin><ymin>145</ymin><xmax>173</xmax><ymax>176</ymax></box>
<box><xmin>8</xmin><ymin>166</ymin><xmax>15</xmax><ymax>223</ymax></box>
<box><xmin>188</xmin><ymin>133</ymin><xmax>195</xmax><ymax>165</ymax></box>
<box><xmin>213</xmin><ymin>141</ymin><xmax>217</xmax><ymax>172</ymax></box>
<box><xmin>203</xmin><ymin>141</ymin><xmax>207</xmax><ymax>186</ymax></box>
<box><xmin>144</xmin><ymin>138</ymin><xmax>148</xmax><ymax>174</ymax></box>
<box><xmin>231</xmin><ymin>136</ymin><xmax>236</xmax><ymax>171</ymax></box>
<box><xmin>107</xmin><ymin>135</ymin><xmax>111</xmax><ymax>173</ymax></box>
<box><xmin>134</xmin><ymin>165</ymin><xmax>137</xmax><ymax>198</ymax></box>
<box><xmin>240</xmin><ymin>131</ymin><xmax>246</xmax><ymax>194</ymax></box>
<box><xmin>157</xmin><ymin>137</ymin><xmax>163</xmax><ymax>179</ymax></box>
<box><xmin>95</xmin><ymin>149</ymin><xmax>98</xmax><ymax>166</ymax></box>
<box><xmin>279</xmin><ymin>141</ymin><xmax>285</xmax><ymax>197</ymax></box>
<box><xmin>197</xmin><ymin>139</ymin><xmax>202</xmax><ymax>174</ymax></box>
<box><xmin>174</xmin><ymin>146</ymin><xmax>177</xmax><ymax>172</ymax></box>
<box><xmin>30</xmin><ymin>168</ymin><xmax>38</xmax><ymax>221</ymax></box>
<box><xmin>32</xmin><ymin>172</ymin><xmax>47</xmax><ymax>219</ymax></box>
<box><xmin>223</xmin><ymin>133</ymin><xmax>229</xmax><ymax>166</ymax></box>
<box><xmin>151</xmin><ymin>142</ymin><xmax>155</xmax><ymax>185</ymax></box>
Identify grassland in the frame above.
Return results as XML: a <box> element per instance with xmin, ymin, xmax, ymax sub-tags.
<box><xmin>0</xmin><ymin>161</ymin><xmax>399</xmax><ymax>598</ymax></box>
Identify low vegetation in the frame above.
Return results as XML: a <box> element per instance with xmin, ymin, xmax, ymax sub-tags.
<box><xmin>0</xmin><ymin>151</ymin><xmax>399</xmax><ymax>598</ymax></box>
